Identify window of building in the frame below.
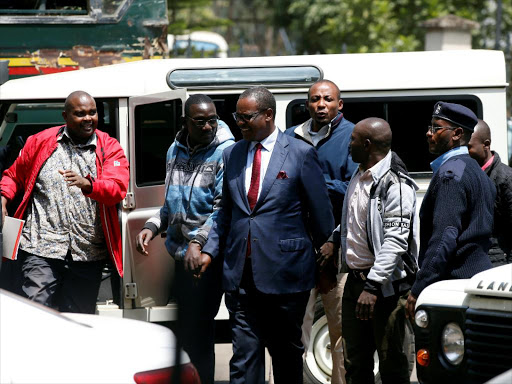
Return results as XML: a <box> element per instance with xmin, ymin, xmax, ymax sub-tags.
<box><xmin>0</xmin><ymin>1</ymin><xmax>87</xmax><ymax>15</ymax></box>
<box><xmin>0</xmin><ymin>0</ymin><xmax>127</xmax><ymax>18</ymax></box>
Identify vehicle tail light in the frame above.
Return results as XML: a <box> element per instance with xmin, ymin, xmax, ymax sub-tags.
<box><xmin>417</xmin><ymin>349</ymin><xmax>430</xmax><ymax>367</ymax></box>
<box><xmin>134</xmin><ymin>363</ymin><xmax>200</xmax><ymax>384</ymax></box>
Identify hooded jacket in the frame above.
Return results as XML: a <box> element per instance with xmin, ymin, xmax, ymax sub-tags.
<box><xmin>332</xmin><ymin>151</ymin><xmax>419</xmax><ymax>297</ymax></box>
<box><xmin>144</xmin><ymin>121</ymin><xmax>234</xmax><ymax>260</ymax></box>
<box><xmin>0</xmin><ymin>125</ymin><xmax>129</xmax><ymax>277</ymax></box>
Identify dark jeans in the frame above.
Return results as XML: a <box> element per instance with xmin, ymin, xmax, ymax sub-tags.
<box><xmin>174</xmin><ymin>258</ymin><xmax>223</xmax><ymax>384</ymax></box>
<box><xmin>225</xmin><ymin>262</ymin><xmax>309</xmax><ymax>384</ymax></box>
<box><xmin>19</xmin><ymin>249</ymin><xmax>104</xmax><ymax>314</ymax></box>
<box><xmin>342</xmin><ymin>274</ymin><xmax>410</xmax><ymax>384</ymax></box>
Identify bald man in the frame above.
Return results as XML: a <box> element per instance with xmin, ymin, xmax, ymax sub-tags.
<box><xmin>468</xmin><ymin>119</ymin><xmax>512</xmax><ymax>266</ymax></box>
<box><xmin>0</xmin><ymin>90</ymin><xmax>129</xmax><ymax>313</ymax></box>
<box><xmin>325</xmin><ymin>118</ymin><xmax>418</xmax><ymax>383</ymax></box>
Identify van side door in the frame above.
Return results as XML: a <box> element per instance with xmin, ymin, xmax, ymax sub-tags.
<box><xmin>123</xmin><ymin>90</ymin><xmax>185</xmax><ymax>320</ymax></box>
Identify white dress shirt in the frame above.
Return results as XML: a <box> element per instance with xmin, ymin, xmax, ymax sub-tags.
<box><xmin>345</xmin><ymin>156</ymin><xmax>388</xmax><ymax>269</ymax></box>
<box><xmin>245</xmin><ymin>127</ymin><xmax>279</xmax><ymax>200</ymax></box>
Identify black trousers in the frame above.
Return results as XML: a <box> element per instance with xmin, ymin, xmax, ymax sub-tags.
<box><xmin>0</xmin><ymin>258</ymin><xmax>23</xmax><ymax>296</ymax></box>
<box><xmin>174</xmin><ymin>258</ymin><xmax>223</xmax><ymax>384</ymax></box>
<box><xmin>342</xmin><ymin>274</ymin><xmax>410</xmax><ymax>384</ymax></box>
<box><xmin>19</xmin><ymin>249</ymin><xmax>104</xmax><ymax>314</ymax></box>
<box><xmin>225</xmin><ymin>262</ymin><xmax>309</xmax><ymax>384</ymax></box>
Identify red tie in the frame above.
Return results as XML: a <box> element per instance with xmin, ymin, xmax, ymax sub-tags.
<box><xmin>247</xmin><ymin>143</ymin><xmax>262</xmax><ymax>211</ymax></box>
<box><xmin>246</xmin><ymin>143</ymin><xmax>262</xmax><ymax>258</ymax></box>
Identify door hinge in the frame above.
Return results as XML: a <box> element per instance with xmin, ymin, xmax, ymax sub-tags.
<box><xmin>123</xmin><ymin>192</ymin><xmax>135</xmax><ymax>209</ymax></box>
<box><xmin>124</xmin><ymin>283</ymin><xmax>138</xmax><ymax>299</ymax></box>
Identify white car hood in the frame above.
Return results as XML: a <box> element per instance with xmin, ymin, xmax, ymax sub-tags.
<box><xmin>416</xmin><ymin>279</ymin><xmax>470</xmax><ymax>308</ymax></box>
<box><xmin>417</xmin><ymin>265</ymin><xmax>512</xmax><ymax>309</ymax></box>
<box><xmin>464</xmin><ymin>264</ymin><xmax>512</xmax><ymax>299</ymax></box>
<box><xmin>0</xmin><ymin>291</ymin><xmax>189</xmax><ymax>383</ymax></box>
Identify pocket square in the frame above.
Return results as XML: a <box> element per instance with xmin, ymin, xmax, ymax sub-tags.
<box><xmin>277</xmin><ymin>170</ymin><xmax>288</xmax><ymax>179</ymax></box>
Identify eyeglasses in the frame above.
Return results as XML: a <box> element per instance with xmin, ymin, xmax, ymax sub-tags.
<box><xmin>232</xmin><ymin>110</ymin><xmax>265</xmax><ymax>123</ymax></box>
<box><xmin>427</xmin><ymin>125</ymin><xmax>459</xmax><ymax>134</ymax></box>
<box><xmin>185</xmin><ymin>115</ymin><xmax>219</xmax><ymax>127</ymax></box>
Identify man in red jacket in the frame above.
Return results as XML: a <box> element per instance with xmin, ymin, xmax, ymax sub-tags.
<box><xmin>0</xmin><ymin>91</ymin><xmax>129</xmax><ymax>313</ymax></box>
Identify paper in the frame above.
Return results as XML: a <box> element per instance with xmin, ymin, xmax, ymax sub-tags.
<box><xmin>2</xmin><ymin>216</ymin><xmax>24</xmax><ymax>260</ymax></box>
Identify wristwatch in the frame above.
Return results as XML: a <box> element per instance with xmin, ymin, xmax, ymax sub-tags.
<box><xmin>189</xmin><ymin>239</ymin><xmax>202</xmax><ymax>248</ymax></box>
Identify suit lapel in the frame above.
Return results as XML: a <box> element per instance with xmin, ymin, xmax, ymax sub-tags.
<box><xmin>234</xmin><ymin>140</ymin><xmax>251</xmax><ymax>212</ymax></box>
<box><xmin>255</xmin><ymin>131</ymin><xmax>289</xmax><ymax>210</ymax></box>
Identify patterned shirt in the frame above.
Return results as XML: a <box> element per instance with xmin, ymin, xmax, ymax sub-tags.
<box><xmin>20</xmin><ymin>127</ymin><xmax>107</xmax><ymax>262</ymax></box>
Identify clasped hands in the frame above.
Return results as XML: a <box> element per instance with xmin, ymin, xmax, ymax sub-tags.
<box><xmin>316</xmin><ymin>241</ymin><xmax>337</xmax><ymax>294</ymax></box>
<box><xmin>135</xmin><ymin>230</ymin><xmax>211</xmax><ymax>279</ymax></box>
<box><xmin>184</xmin><ymin>242</ymin><xmax>211</xmax><ymax>279</ymax></box>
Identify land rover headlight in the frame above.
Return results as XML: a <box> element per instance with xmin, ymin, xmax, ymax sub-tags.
<box><xmin>415</xmin><ymin>309</ymin><xmax>429</xmax><ymax>328</ymax></box>
<box><xmin>441</xmin><ymin>322</ymin><xmax>464</xmax><ymax>365</ymax></box>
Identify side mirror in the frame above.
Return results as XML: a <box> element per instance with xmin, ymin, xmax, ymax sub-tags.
<box><xmin>5</xmin><ymin>113</ymin><xmax>17</xmax><ymax>124</ymax></box>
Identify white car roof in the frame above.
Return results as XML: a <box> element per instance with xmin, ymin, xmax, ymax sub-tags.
<box><xmin>0</xmin><ymin>49</ymin><xmax>506</xmax><ymax>100</ymax></box>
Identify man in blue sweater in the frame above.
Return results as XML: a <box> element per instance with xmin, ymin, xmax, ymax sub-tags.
<box><xmin>406</xmin><ymin>102</ymin><xmax>495</xmax><ymax>319</ymax></box>
<box><xmin>285</xmin><ymin>80</ymin><xmax>357</xmax><ymax>384</ymax></box>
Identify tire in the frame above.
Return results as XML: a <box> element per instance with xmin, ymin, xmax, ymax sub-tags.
<box><xmin>303</xmin><ymin>300</ymin><xmax>332</xmax><ymax>384</ymax></box>
<box><xmin>303</xmin><ymin>299</ymin><xmax>415</xmax><ymax>384</ymax></box>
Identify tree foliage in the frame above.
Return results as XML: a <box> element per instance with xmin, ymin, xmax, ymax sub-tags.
<box><xmin>167</xmin><ymin>0</ymin><xmax>231</xmax><ymax>35</ymax></box>
<box><xmin>280</xmin><ymin>0</ymin><xmax>512</xmax><ymax>54</ymax></box>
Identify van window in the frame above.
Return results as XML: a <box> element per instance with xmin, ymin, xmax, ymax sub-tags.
<box><xmin>207</xmin><ymin>94</ymin><xmax>243</xmax><ymax>141</ymax></box>
<box><xmin>0</xmin><ymin>99</ymin><xmax>119</xmax><ymax>148</ymax></box>
<box><xmin>168</xmin><ymin>66</ymin><xmax>322</xmax><ymax>89</ymax></box>
<box><xmin>0</xmin><ymin>102</ymin><xmax>64</xmax><ymax>148</ymax></box>
<box><xmin>286</xmin><ymin>96</ymin><xmax>482</xmax><ymax>173</ymax></box>
<box><xmin>134</xmin><ymin>99</ymin><xmax>182</xmax><ymax>187</ymax></box>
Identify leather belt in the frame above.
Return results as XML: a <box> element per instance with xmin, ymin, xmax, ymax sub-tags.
<box><xmin>348</xmin><ymin>268</ymin><xmax>371</xmax><ymax>281</ymax></box>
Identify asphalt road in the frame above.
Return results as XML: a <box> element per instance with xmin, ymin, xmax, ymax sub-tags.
<box><xmin>214</xmin><ymin>343</ymin><xmax>418</xmax><ymax>383</ymax></box>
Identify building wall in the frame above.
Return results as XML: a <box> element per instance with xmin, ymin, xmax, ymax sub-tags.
<box><xmin>425</xmin><ymin>30</ymin><xmax>472</xmax><ymax>51</ymax></box>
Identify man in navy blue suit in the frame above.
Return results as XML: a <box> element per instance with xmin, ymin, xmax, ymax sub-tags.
<box><xmin>201</xmin><ymin>87</ymin><xmax>334</xmax><ymax>384</ymax></box>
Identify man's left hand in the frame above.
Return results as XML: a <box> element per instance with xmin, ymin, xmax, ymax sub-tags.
<box><xmin>356</xmin><ymin>290</ymin><xmax>377</xmax><ymax>320</ymax></box>
<box><xmin>184</xmin><ymin>242</ymin><xmax>202</xmax><ymax>272</ymax></box>
<box><xmin>193</xmin><ymin>253</ymin><xmax>212</xmax><ymax>279</ymax></box>
<box><xmin>406</xmin><ymin>293</ymin><xmax>417</xmax><ymax>320</ymax></box>
<box><xmin>318</xmin><ymin>241</ymin><xmax>334</xmax><ymax>269</ymax></box>
<box><xmin>59</xmin><ymin>170</ymin><xmax>92</xmax><ymax>194</ymax></box>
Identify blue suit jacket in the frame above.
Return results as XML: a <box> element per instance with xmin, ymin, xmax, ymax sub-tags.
<box><xmin>202</xmin><ymin>130</ymin><xmax>334</xmax><ymax>294</ymax></box>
